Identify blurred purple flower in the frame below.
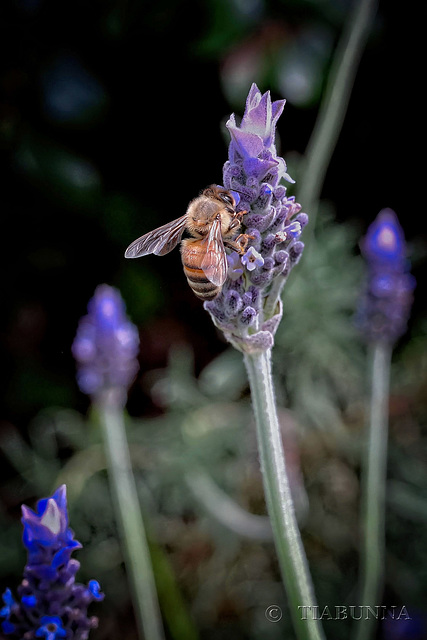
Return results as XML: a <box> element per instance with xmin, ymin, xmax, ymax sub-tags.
<box><xmin>0</xmin><ymin>486</ymin><xmax>103</xmax><ymax>640</ymax></box>
<box><xmin>72</xmin><ymin>284</ymin><xmax>139</xmax><ymax>400</ymax></box>
<box><xmin>205</xmin><ymin>83</ymin><xmax>307</xmax><ymax>353</ymax></box>
<box><xmin>356</xmin><ymin>209</ymin><xmax>415</xmax><ymax>344</ymax></box>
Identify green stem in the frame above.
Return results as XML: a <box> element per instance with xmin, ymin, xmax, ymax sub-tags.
<box><xmin>298</xmin><ymin>0</ymin><xmax>378</xmax><ymax>237</ymax></box>
<box><xmin>97</xmin><ymin>390</ymin><xmax>165</xmax><ymax>640</ymax></box>
<box><xmin>354</xmin><ymin>342</ymin><xmax>392</xmax><ymax>640</ymax></box>
<box><xmin>244</xmin><ymin>350</ymin><xmax>325</xmax><ymax>640</ymax></box>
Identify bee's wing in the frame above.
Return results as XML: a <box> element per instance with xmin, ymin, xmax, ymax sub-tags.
<box><xmin>125</xmin><ymin>215</ymin><xmax>187</xmax><ymax>258</ymax></box>
<box><xmin>201</xmin><ymin>217</ymin><xmax>228</xmax><ymax>287</ymax></box>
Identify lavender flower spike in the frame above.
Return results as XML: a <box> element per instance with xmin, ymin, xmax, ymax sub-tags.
<box><xmin>0</xmin><ymin>486</ymin><xmax>104</xmax><ymax>640</ymax></box>
<box><xmin>72</xmin><ymin>284</ymin><xmax>140</xmax><ymax>404</ymax></box>
<box><xmin>205</xmin><ymin>83</ymin><xmax>307</xmax><ymax>353</ymax></box>
<box><xmin>356</xmin><ymin>208</ymin><xmax>415</xmax><ymax>344</ymax></box>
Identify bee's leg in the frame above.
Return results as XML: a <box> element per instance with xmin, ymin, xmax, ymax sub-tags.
<box><xmin>225</xmin><ymin>233</ymin><xmax>254</xmax><ymax>255</ymax></box>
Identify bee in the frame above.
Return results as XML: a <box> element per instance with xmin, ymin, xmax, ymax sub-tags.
<box><xmin>124</xmin><ymin>185</ymin><xmax>250</xmax><ymax>300</ymax></box>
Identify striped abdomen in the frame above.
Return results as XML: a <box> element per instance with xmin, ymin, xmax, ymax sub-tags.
<box><xmin>181</xmin><ymin>239</ymin><xmax>220</xmax><ymax>301</ymax></box>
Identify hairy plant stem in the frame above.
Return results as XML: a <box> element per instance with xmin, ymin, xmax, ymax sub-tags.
<box><xmin>97</xmin><ymin>389</ymin><xmax>165</xmax><ymax>640</ymax></box>
<box><xmin>244</xmin><ymin>350</ymin><xmax>325</xmax><ymax>640</ymax></box>
<box><xmin>354</xmin><ymin>342</ymin><xmax>392</xmax><ymax>640</ymax></box>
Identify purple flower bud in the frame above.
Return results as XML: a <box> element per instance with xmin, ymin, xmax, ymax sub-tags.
<box><xmin>296</xmin><ymin>212</ymin><xmax>309</xmax><ymax>228</ymax></box>
<box><xmin>72</xmin><ymin>284</ymin><xmax>139</xmax><ymax>400</ymax></box>
<box><xmin>242</xmin><ymin>286</ymin><xmax>261</xmax><ymax>310</ymax></box>
<box><xmin>240</xmin><ymin>306</ymin><xmax>257</xmax><ymax>326</ymax></box>
<box><xmin>273</xmin><ymin>185</ymin><xmax>287</xmax><ymax>199</ymax></box>
<box><xmin>356</xmin><ymin>209</ymin><xmax>415</xmax><ymax>344</ymax></box>
<box><xmin>245</xmin><ymin>227</ymin><xmax>262</xmax><ymax>249</ymax></box>
<box><xmin>224</xmin><ymin>289</ymin><xmax>243</xmax><ymax>317</ymax></box>
<box><xmin>0</xmin><ymin>487</ymin><xmax>103</xmax><ymax>640</ymax></box>
<box><xmin>274</xmin><ymin>250</ymin><xmax>288</xmax><ymax>265</ymax></box>
<box><xmin>262</xmin><ymin>257</ymin><xmax>275</xmax><ymax>271</ymax></box>
<box><xmin>249</xmin><ymin>270</ymin><xmax>273</xmax><ymax>287</ymax></box>
<box><xmin>270</xmin><ymin>205</ymin><xmax>290</xmax><ymax>230</ymax></box>
<box><xmin>227</xmin><ymin>251</ymin><xmax>244</xmax><ymax>280</ymax></box>
<box><xmin>244</xmin><ymin>211</ymin><xmax>276</xmax><ymax>232</ymax></box>
<box><xmin>289</xmin><ymin>241</ymin><xmax>305</xmax><ymax>263</ymax></box>
<box><xmin>361</xmin><ymin>208</ymin><xmax>405</xmax><ymax>265</ymax></box>
<box><xmin>285</xmin><ymin>221</ymin><xmax>302</xmax><ymax>239</ymax></box>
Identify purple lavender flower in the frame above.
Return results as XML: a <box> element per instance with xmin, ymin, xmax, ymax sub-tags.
<box><xmin>72</xmin><ymin>284</ymin><xmax>139</xmax><ymax>401</ymax></box>
<box><xmin>0</xmin><ymin>486</ymin><xmax>104</xmax><ymax>640</ymax></box>
<box><xmin>356</xmin><ymin>208</ymin><xmax>415</xmax><ymax>344</ymax></box>
<box><xmin>204</xmin><ymin>83</ymin><xmax>307</xmax><ymax>353</ymax></box>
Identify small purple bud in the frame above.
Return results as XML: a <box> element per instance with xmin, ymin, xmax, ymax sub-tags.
<box><xmin>261</xmin><ymin>234</ymin><xmax>276</xmax><ymax>252</ymax></box>
<box><xmin>296</xmin><ymin>212</ymin><xmax>309</xmax><ymax>228</ymax></box>
<box><xmin>204</xmin><ymin>299</ymin><xmax>227</xmax><ymax>324</ymax></box>
<box><xmin>289</xmin><ymin>241</ymin><xmax>305</xmax><ymax>263</ymax></box>
<box><xmin>224</xmin><ymin>290</ymin><xmax>243</xmax><ymax>317</ymax></box>
<box><xmin>271</xmin><ymin>206</ymin><xmax>288</xmax><ymax>230</ymax></box>
<box><xmin>274</xmin><ymin>250</ymin><xmax>288</xmax><ymax>265</ymax></box>
<box><xmin>249</xmin><ymin>270</ymin><xmax>272</xmax><ymax>286</ymax></box>
<box><xmin>274</xmin><ymin>186</ymin><xmax>287</xmax><ymax>199</ymax></box>
<box><xmin>240</xmin><ymin>306</ymin><xmax>257</xmax><ymax>326</ymax></box>
<box><xmin>245</xmin><ymin>228</ymin><xmax>262</xmax><ymax>249</ymax></box>
<box><xmin>262</xmin><ymin>257</ymin><xmax>275</xmax><ymax>271</ymax></box>
<box><xmin>285</xmin><ymin>221</ymin><xmax>302</xmax><ymax>239</ymax></box>
<box><xmin>242</xmin><ymin>286</ymin><xmax>260</xmax><ymax>310</ymax></box>
<box><xmin>227</xmin><ymin>252</ymin><xmax>244</xmax><ymax>280</ymax></box>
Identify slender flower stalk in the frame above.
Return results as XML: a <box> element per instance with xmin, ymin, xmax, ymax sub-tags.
<box><xmin>354</xmin><ymin>211</ymin><xmax>415</xmax><ymax>640</ymax></box>
<box><xmin>0</xmin><ymin>486</ymin><xmax>103</xmax><ymax>640</ymax></box>
<box><xmin>298</xmin><ymin>0</ymin><xmax>378</xmax><ymax>237</ymax></box>
<box><xmin>203</xmin><ymin>84</ymin><xmax>324</xmax><ymax>640</ymax></box>
<box><xmin>355</xmin><ymin>342</ymin><xmax>391</xmax><ymax>640</ymax></box>
<box><xmin>245</xmin><ymin>350</ymin><xmax>324</xmax><ymax>640</ymax></box>
<box><xmin>72</xmin><ymin>284</ymin><xmax>165</xmax><ymax>640</ymax></box>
